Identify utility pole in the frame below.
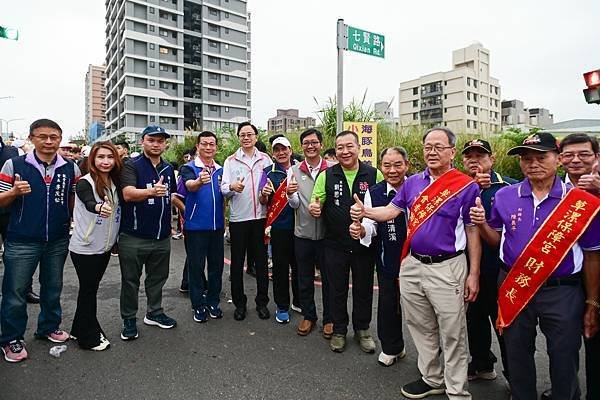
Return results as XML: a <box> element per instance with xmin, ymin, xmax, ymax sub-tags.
<box><xmin>336</xmin><ymin>19</ymin><xmax>347</xmax><ymax>135</ymax></box>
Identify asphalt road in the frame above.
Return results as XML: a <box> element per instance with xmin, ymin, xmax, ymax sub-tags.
<box><xmin>0</xmin><ymin>238</ymin><xmax>585</xmax><ymax>400</ymax></box>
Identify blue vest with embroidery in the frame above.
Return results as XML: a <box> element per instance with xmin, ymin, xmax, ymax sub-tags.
<box><xmin>182</xmin><ymin>162</ymin><xmax>224</xmax><ymax>231</ymax></box>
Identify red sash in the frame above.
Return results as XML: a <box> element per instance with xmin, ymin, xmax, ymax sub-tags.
<box><xmin>497</xmin><ymin>188</ymin><xmax>600</xmax><ymax>331</ymax></box>
<box><xmin>264</xmin><ymin>179</ymin><xmax>289</xmax><ymax>244</ymax></box>
<box><xmin>401</xmin><ymin>169</ymin><xmax>474</xmax><ymax>260</ymax></box>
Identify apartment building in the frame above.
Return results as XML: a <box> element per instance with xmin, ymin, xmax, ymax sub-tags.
<box><xmin>267</xmin><ymin>109</ymin><xmax>316</xmax><ymax>133</ymax></box>
<box><xmin>399</xmin><ymin>42</ymin><xmax>502</xmax><ymax>135</ymax></box>
<box><xmin>102</xmin><ymin>0</ymin><xmax>250</xmax><ymax>142</ymax></box>
<box><xmin>501</xmin><ymin>99</ymin><xmax>554</xmax><ymax>131</ymax></box>
<box><xmin>84</xmin><ymin>64</ymin><xmax>107</xmax><ymax>136</ymax></box>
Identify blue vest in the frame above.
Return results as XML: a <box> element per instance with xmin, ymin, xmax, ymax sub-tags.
<box><xmin>264</xmin><ymin>163</ymin><xmax>295</xmax><ymax>231</ymax></box>
<box><xmin>7</xmin><ymin>155</ymin><xmax>76</xmax><ymax>242</ymax></box>
<box><xmin>120</xmin><ymin>154</ymin><xmax>174</xmax><ymax>240</ymax></box>
<box><xmin>182</xmin><ymin>161</ymin><xmax>225</xmax><ymax>231</ymax></box>
<box><xmin>369</xmin><ymin>181</ymin><xmax>407</xmax><ymax>279</ymax></box>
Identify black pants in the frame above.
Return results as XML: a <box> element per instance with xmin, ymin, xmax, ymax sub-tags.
<box><xmin>467</xmin><ymin>269</ymin><xmax>508</xmax><ymax>376</ymax></box>
<box><xmin>229</xmin><ymin>219</ymin><xmax>269</xmax><ymax>308</ymax></box>
<box><xmin>295</xmin><ymin>236</ymin><xmax>331</xmax><ymax>323</ymax></box>
<box><xmin>322</xmin><ymin>244</ymin><xmax>374</xmax><ymax>335</ymax></box>
<box><xmin>376</xmin><ymin>272</ymin><xmax>404</xmax><ymax>355</ymax></box>
<box><xmin>584</xmin><ymin>315</ymin><xmax>600</xmax><ymax>400</ymax></box>
<box><xmin>270</xmin><ymin>229</ymin><xmax>298</xmax><ymax>310</ymax></box>
<box><xmin>70</xmin><ymin>251</ymin><xmax>110</xmax><ymax>349</ymax></box>
<box><xmin>184</xmin><ymin>230</ymin><xmax>223</xmax><ymax>310</ymax></box>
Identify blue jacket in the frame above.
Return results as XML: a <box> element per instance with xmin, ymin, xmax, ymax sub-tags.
<box><xmin>262</xmin><ymin>163</ymin><xmax>294</xmax><ymax>231</ymax></box>
<box><xmin>370</xmin><ymin>181</ymin><xmax>407</xmax><ymax>279</ymax></box>
<box><xmin>180</xmin><ymin>159</ymin><xmax>224</xmax><ymax>231</ymax></box>
<box><xmin>6</xmin><ymin>153</ymin><xmax>77</xmax><ymax>242</ymax></box>
<box><xmin>120</xmin><ymin>154</ymin><xmax>175</xmax><ymax>240</ymax></box>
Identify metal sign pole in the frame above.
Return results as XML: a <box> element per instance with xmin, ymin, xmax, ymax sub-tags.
<box><xmin>336</xmin><ymin>19</ymin><xmax>346</xmax><ymax>135</ymax></box>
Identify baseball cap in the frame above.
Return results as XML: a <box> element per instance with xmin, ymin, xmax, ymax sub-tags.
<box><xmin>142</xmin><ymin>125</ymin><xmax>170</xmax><ymax>138</ymax></box>
<box><xmin>507</xmin><ymin>132</ymin><xmax>559</xmax><ymax>155</ymax></box>
<box><xmin>272</xmin><ymin>136</ymin><xmax>291</xmax><ymax>149</ymax></box>
<box><xmin>462</xmin><ymin>139</ymin><xmax>492</xmax><ymax>154</ymax></box>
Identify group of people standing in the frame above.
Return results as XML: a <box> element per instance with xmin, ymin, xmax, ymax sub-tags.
<box><xmin>0</xmin><ymin>118</ymin><xmax>598</xmax><ymax>400</ymax></box>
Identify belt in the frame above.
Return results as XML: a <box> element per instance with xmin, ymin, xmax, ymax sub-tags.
<box><xmin>500</xmin><ymin>266</ymin><xmax>581</xmax><ymax>287</ymax></box>
<box><xmin>411</xmin><ymin>250</ymin><xmax>464</xmax><ymax>265</ymax></box>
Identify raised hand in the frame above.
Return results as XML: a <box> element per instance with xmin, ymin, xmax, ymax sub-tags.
<box><xmin>578</xmin><ymin>161</ymin><xmax>600</xmax><ymax>193</ymax></box>
<box><xmin>286</xmin><ymin>174</ymin><xmax>298</xmax><ymax>195</ymax></box>
<box><xmin>153</xmin><ymin>175</ymin><xmax>167</xmax><ymax>197</ymax></box>
<box><xmin>474</xmin><ymin>165</ymin><xmax>491</xmax><ymax>189</ymax></box>
<box><xmin>230</xmin><ymin>176</ymin><xmax>245</xmax><ymax>193</ymax></box>
<box><xmin>99</xmin><ymin>195</ymin><xmax>113</xmax><ymax>218</ymax></box>
<box><xmin>349</xmin><ymin>220</ymin><xmax>363</xmax><ymax>240</ymax></box>
<box><xmin>199</xmin><ymin>169</ymin><xmax>211</xmax><ymax>185</ymax></box>
<box><xmin>469</xmin><ymin>197</ymin><xmax>486</xmax><ymax>225</ymax></box>
<box><xmin>261</xmin><ymin>178</ymin><xmax>274</xmax><ymax>197</ymax></box>
<box><xmin>350</xmin><ymin>193</ymin><xmax>365</xmax><ymax>221</ymax></box>
<box><xmin>12</xmin><ymin>174</ymin><xmax>31</xmax><ymax>196</ymax></box>
<box><xmin>309</xmin><ymin>195</ymin><xmax>321</xmax><ymax>218</ymax></box>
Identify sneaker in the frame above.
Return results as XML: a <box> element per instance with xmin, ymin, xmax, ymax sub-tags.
<box><xmin>39</xmin><ymin>329</ymin><xmax>70</xmax><ymax>343</ymax></box>
<box><xmin>468</xmin><ymin>368</ymin><xmax>497</xmax><ymax>381</ymax></box>
<box><xmin>290</xmin><ymin>304</ymin><xmax>302</xmax><ymax>313</ymax></box>
<box><xmin>400</xmin><ymin>379</ymin><xmax>445</xmax><ymax>399</ymax></box>
<box><xmin>206</xmin><ymin>304</ymin><xmax>223</xmax><ymax>319</ymax></box>
<box><xmin>179</xmin><ymin>282</ymin><xmax>189</xmax><ymax>293</ymax></box>
<box><xmin>2</xmin><ymin>340</ymin><xmax>28</xmax><ymax>363</ymax></box>
<box><xmin>329</xmin><ymin>334</ymin><xmax>346</xmax><ymax>353</ymax></box>
<box><xmin>91</xmin><ymin>334</ymin><xmax>110</xmax><ymax>351</ymax></box>
<box><xmin>193</xmin><ymin>308</ymin><xmax>208</xmax><ymax>323</ymax></box>
<box><xmin>172</xmin><ymin>232</ymin><xmax>183</xmax><ymax>240</ymax></box>
<box><xmin>121</xmin><ymin>318</ymin><xmax>139</xmax><ymax>340</ymax></box>
<box><xmin>275</xmin><ymin>308</ymin><xmax>290</xmax><ymax>324</ymax></box>
<box><xmin>144</xmin><ymin>313</ymin><xmax>177</xmax><ymax>329</ymax></box>
<box><xmin>355</xmin><ymin>329</ymin><xmax>376</xmax><ymax>353</ymax></box>
<box><xmin>378</xmin><ymin>348</ymin><xmax>406</xmax><ymax>366</ymax></box>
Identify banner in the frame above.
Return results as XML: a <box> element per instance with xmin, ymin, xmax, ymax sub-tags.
<box><xmin>343</xmin><ymin>121</ymin><xmax>377</xmax><ymax>167</ymax></box>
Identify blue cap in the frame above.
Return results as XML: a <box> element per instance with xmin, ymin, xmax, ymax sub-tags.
<box><xmin>142</xmin><ymin>125</ymin><xmax>170</xmax><ymax>138</ymax></box>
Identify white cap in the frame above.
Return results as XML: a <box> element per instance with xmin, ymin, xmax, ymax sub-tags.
<box><xmin>271</xmin><ymin>136</ymin><xmax>291</xmax><ymax>149</ymax></box>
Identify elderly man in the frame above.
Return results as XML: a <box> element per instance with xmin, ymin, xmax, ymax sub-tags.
<box><xmin>470</xmin><ymin>132</ymin><xmax>600</xmax><ymax>400</ymax></box>
<box><xmin>352</xmin><ymin>127</ymin><xmax>481</xmax><ymax>399</ymax></box>
<box><xmin>462</xmin><ymin>139</ymin><xmax>516</xmax><ymax>383</ymax></box>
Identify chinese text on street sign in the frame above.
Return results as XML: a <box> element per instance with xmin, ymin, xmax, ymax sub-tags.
<box><xmin>347</xmin><ymin>26</ymin><xmax>385</xmax><ymax>58</ymax></box>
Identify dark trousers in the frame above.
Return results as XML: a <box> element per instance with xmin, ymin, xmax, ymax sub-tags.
<box><xmin>501</xmin><ymin>269</ymin><xmax>584</xmax><ymax>400</ymax></box>
<box><xmin>467</xmin><ymin>270</ymin><xmax>508</xmax><ymax>376</ymax></box>
<box><xmin>376</xmin><ymin>272</ymin><xmax>404</xmax><ymax>355</ymax></box>
<box><xmin>184</xmin><ymin>229</ymin><xmax>224</xmax><ymax>310</ymax></box>
<box><xmin>229</xmin><ymin>219</ymin><xmax>269</xmax><ymax>308</ymax></box>
<box><xmin>271</xmin><ymin>229</ymin><xmax>298</xmax><ymax>310</ymax></box>
<box><xmin>70</xmin><ymin>251</ymin><xmax>110</xmax><ymax>349</ymax></box>
<box><xmin>322</xmin><ymin>244</ymin><xmax>374</xmax><ymax>335</ymax></box>
<box><xmin>584</xmin><ymin>317</ymin><xmax>600</xmax><ymax>400</ymax></box>
<box><xmin>295</xmin><ymin>236</ymin><xmax>330</xmax><ymax>323</ymax></box>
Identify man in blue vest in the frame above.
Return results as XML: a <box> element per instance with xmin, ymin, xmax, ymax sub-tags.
<box><xmin>0</xmin><ymin>118</ymin><xmax>81</xmax><ymax>363</ymax></box>
<box><xmin>179</xmin><ymin>131</ymin><xmax>224</xmax><ymax>322</ymax></box>
<box><xmin>119</xmin><ymin>125</ymin><xmax>177</xmax><ymax>340</ymax></box>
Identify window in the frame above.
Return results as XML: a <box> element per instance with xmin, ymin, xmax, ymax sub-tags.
<box><xmin>209</xmin><ymin>41</ymin><xmax>218</xmax><ymax>48</ymax></box>
<box><xmin>225</xmin><ymin>59</ymin><xmax>229</xmax><ymax>65</ymax></box>
<box><xmin>149</xmin><ymin>25</ymin><xmax>155</xmax><ymax>32</ymax></box>
<box><xmin>209</xmin><ymin>73</ymin><xmax>218</xmax><ymax>80</ymax></box>
<box><xmin>160</xmin><ymin>64</ymin><xmax>168</xmax><ymax>71</ymax></box>
<box><xmin>473</xmin><ymin>94</ymin><xmax>478</xmax><ymax>102</ymax></box>
<box><xmin>209</xmin><ymin>89</ymin><xmax>218</xmax><ymax>95</ymax></box>
<box><xmin>224</xmin><ymin>44</ymin><xmax>229</xmax><ymax>50</ymax></box>
<box><xmin>149</xmin><ymin>43</ymin><xmax>155</xmax><ymax>50</ymax></box>
<box><xmin>413</xmin><ymin>112</ymin><xmax>418</xmax><ymax>120</ymax></box>
<box><xmin>160</xmin><ymin>30</ymin><xmax>168</xmax><ymax>37</ymax></box>
<box><xmin>160</xmin><ymin>100</ymin><xmax>170</xmax><ymax>106</ymax></box>
<box><xmin>225</xmin><ymin>91</ymin><xmax>229</xmax><ymax>97</ymax></box>
<box><xmin>473</xmin><ymin>107</ymin><xmax>478</xmax><ymax>116</ymax></box>
<box><xmin>413</xmin><ymin>100</ymin><xmax>418</xmax><ymax>107</ymax></box>
<box><xmin>444</xmin><ymin>108</ymin><xmax>447</xmax><ymax>113</ymax></box>
<box><xmin>495</xmin><ymin>87</ymin><xmax>499</xmax><ymax>95</ymax></box>
<box><xmin>160</xmin><ymin>11</ymin><xmax>168</xmax><ymax>19</ymax></box>
<box><xmin>149</xmin><ymin>61</ymin><xmax>155</xmax><ymax>68</ymax></box>
<box><xmin>467</xmin><ymin>77</ymin><xmax>471</xmax><ymax>86</ymax></box>
<box><xmin>159</xmin><ymin>47</ymin><xmax>169</xmax><ymax>54</ymax></box>
<box><xmin>209</xmin><ymin>56</ymin><xmax>217</xmax><ymax>64</ymax></box>
<box><xmin>172</xmin><ymin>0</ymin><xmax>177</xmax><ymax>3</ymax></box>
<box><xmin>467</xmin><ymin>105</ymin><xmax>471</xmax><ymax>114</ymax></box>
<box><xmin>172</xmin><ymin>14</ymin><xmax>177</xmax><ymax>21</ymax></box>
<box><xmin>444</xmin><ymin>80</ymin><xmax>447</xmax><ymax>86</ymax></box>
<box><xmin>149</xmin><ymin>98</ymin><xmax>155</xmax><ymax>104</ymax></box>
<box><xmin>473</xmin><ymin>80</ymin><xmax>478</xmax><ymax>88</ymax></box>
<box><xmin>225</xmin><ymin>28</ymin><xmax>229</xmax><ymax>34</ymax></box>
<box><xmin>225</xmin><ymin>107</ymin><xmax>229</xmax><ymax>112</ymax></box>
<box><xmin>444</xmin><ymin>94</ymin><xmax>447</xmax><ymax>99</ymax></box>
<box><xmin>412</xmin><ymin>87</ymin><xmax>418</xmax><ymax>95</ymax></box>
<box><xmin>225</xmin><ymin>75</ymin><xmax>229</xmax><ymax>81</ymax></box>
<box><xmin>209</xmin><ymin>8</ymin><xmax>218</xmax><ymax>16</ymax></box>
<box><xmin>209</xmin><ymin>24</ymin><xmax>218</xmax><ymax>32</ymax></box>
<box><xmin>225</xmin><ymin>12</ymin><xmax>229</xmax><ymax>18</ymax></box>
<box><xmin>149</xmin><ymin>79</ymin><xmax>155</xmax><ymax>86</ymax></box>
<box><xmin>171</xmin><ymin>48</ymin><xmax>177</xmax><ymax>55</ymax></box>
<box><xmin>150</xmin><ymin>115</ymin><xmax>155</xmax><ymax>122</ymax></box>
<box><xmin>210</xmin><ymin>105</ymin><xmax>218</xmax><ymax>111</ymax></box>
<box><xmin>466</xmin><ymin>92</ymin><xmax>471</xmax><ymax>100</ymax></box>
<box><xmin>149</xmin><ymin>7</ymin><xmax>155</xmax><ymax>14</ymax></box>
<box><xmin>473</xmin><ymin>121</ymin><xmax>477</xmax><ymax>129</ymax></box>
<box><xmin>172</xmin><ymin>32</ymin><xmax>177</xmax><ymax>38</ymax></box>
<box><xmin>467</xmin><ymin>120</ymin><xmax>471</xmax><ymax>128</ymax></box>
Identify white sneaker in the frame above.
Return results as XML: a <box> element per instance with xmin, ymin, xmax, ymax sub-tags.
<box><xmin>290</xmin><ymin>304</ymin><xmax>302</xmax><ymax>313</ymax></box>
<box><xmin>377</xmin><ymin>348</ymin><xmax>406</xmax><ymax>367</ymax></box>
<box><xmin>91</xmin><ymin>334</ymin><xmax>110</xmax><ymax>351</ymax></box>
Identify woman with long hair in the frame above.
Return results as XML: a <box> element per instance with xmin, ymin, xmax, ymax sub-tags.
<box><xmin>69</xmin><ymin>141</ymin><xmax>122</xmax><ymax>351</ymax></box>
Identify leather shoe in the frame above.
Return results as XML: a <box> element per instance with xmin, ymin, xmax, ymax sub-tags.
<box><xmin>296</xmin><ymin>319</ymin><xmax>315</xmax><ymax>336</ymax></box>
<box><xmin>256</xmin><ymin>306</ymin><xmax>270</xmax><ymax>320</ymax></box>
<box><xmin>540</xmin><ymin>388</ymin><xmax>552</xmax><ymax>400</ymax></box>
<box><xmin>26</xmin><ymin>291</ymin><xmax>40</xmax><ymax>304</ymax></box>
<box><xmin>233</xmin><ymin>307</ymin><xmax>246</xmax><ymax>321</ymax></box>
<box><xmin>322</xmin><ymin>323</ymin><xmax>333</xmax><ymax>339</ymax></box>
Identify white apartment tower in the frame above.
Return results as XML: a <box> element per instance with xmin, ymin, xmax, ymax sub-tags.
<box><xmin>399</xmin><ymin>42</ymin><xmax>502</xmax><ymax>135</ymax></box>
<box><xmin>84</xmin><ymin>64</ymin><xmax>107</xmax><ymax>133</ymax></box>
<box><xmin>103</xmin><ymin>0</ymin><xmax>251</xmax><ymax>142</ymax></box>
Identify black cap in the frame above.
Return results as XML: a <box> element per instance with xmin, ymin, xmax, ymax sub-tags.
<box><xmin>462</xmin><ymin>139</ymin><xmax>492</xmax><ymax>154</ymax></box>
<box><xmin>141</xmin><ymin>125</ymin><xmax>170</xmax><ymax>138</ymax></box>
<box><xmin>507</xmin><ymin>132</ymin><xmax>559</xmax><ymax>155</ymax></box>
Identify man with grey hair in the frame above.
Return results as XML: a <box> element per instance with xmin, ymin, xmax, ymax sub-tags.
<box><xmin>351</xmin><ymin>127</ymin><xmax>481</xmax><ymax>399</ymax></box>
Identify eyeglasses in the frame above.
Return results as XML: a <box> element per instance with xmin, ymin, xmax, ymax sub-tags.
<box><xmin>423</xmin><ymin>145</ymin><xmax>454</xmax><ymax>153</ymax></box>
<box><xmin>199</xmin><ymin>142</ymin><xmax>217</xmax><ymax>147</ymax></box>
<box><xmin>32</xmin><ymin>135</ymin><xmax>61</xmax><ymax>142</ymax></box>
<box><xmin>560</xmin><ymin>152</ymin><xmax>595</xmax><ymax>162</ymax></box>
<box><xmin>302</xmin><ymin>140</ymin><xmax>320</xmax><ymax>147</ymax></box>
<box><xmin>239</xmin><ymin>133</ymin><xmax>255</xmax><ymax>139</ymax></box>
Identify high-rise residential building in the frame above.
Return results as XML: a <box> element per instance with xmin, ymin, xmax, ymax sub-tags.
<box><xmin>374</xmin><ymin>101</ymin><xmax>394</xmax><ymax>121</ymax></box>
<box><xmin>267</xmin><ymin>109</ymin><xmax>316</xmax><ymax>133</ymax></box>
<box><xmin>501</xmin><ymin>99</ymin><xmax>554</xmax><ymax>131</ymax></box>
<box><xmin>84</xmin><ymin>64</ymin><xmax>106</xmax><ymax>138</ymax></box>
<box><xmin>399</xmin><ymin>42</ymin><xmax>502</xmax><ymax>135</ymax></box>
<box><xmin>102</xmin><ymin>0</ymin><xmax>250</xmax><ymax>143</ymax></box>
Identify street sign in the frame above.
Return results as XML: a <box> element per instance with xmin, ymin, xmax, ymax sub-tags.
<box><xmin>347</xmin><ymin>26</ymin><xmax>384</xmax><ymax>58</ymax></box>
<box><xmin>0</xmin><ymin>26</ymin><xmax>19</xmax><ymax>41</ymax></box>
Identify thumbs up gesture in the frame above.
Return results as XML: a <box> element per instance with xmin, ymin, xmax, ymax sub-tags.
<box><xmin>198</xmin><ymin>169</ymin><xmax>211</xmax><ymax>185</ymax></box>
<box><xmin>261</xmin><ymin>178</ymin><xmax>274</xmax><ymax>197</ymax></box>
<box><xmin>349</xmin><ymin>219</ymin><xmax>364</xmax><ymax>240</ymax></box>
<box><xmin>309</xmin><ymin>195</ymin><xmax>321</xmax><ymax>218</ymax></box>
<box><xmin>350</xmin><ymin>193</ymin><xmax>365</xmax><ymax>221</ymax></box>
<box><xmin>286</xmin><ymin>174</ymin><xmax>298</xmax><ymax>195</ymax></box>
<box><xmin>474</xmin><ymin>165</ymin><xmax>491</xmax><ymax>189</ymax></box>
<box><xmin>12</xmin><ymin>174</ymin><xmax>31</xmax><ymax>196</ymax></box>
<box><xmin>99</xmin><ymin>195</ymin><xmax>113</xmax><ymax>218</ymax></box>
<box><xmin>153</xmin><ymin>175</ymin><xmax>167</xmax><ymax>197</ymax></box>
<box><xmin>469</xmin><ymin>197</ymin><xmax>486</xmax><ymax>225</ymax></box>
<box><xmin>230</xmin><ymin>176</ymin><xmax>245</xmax><ymax>193</ymax></box>
<box><xmin>577</xmin><ymin>161</ymin><xmax>600</xmax><ymax>194</ymax></box>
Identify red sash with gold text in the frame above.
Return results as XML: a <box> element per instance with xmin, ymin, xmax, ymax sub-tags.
<box><xmin>401</xmin><ymin>169</ymin><xmax>474</xmax><ymax>260</ymax></box>
<box><xmin>264</xmin><ymin>179</ymin><xmax>288</xmax><ymax>244</ymax></box>
<box><xmin>496</xmin><ymin>188</ymin><xmax>600</xmax><ymax>331</ymax></box>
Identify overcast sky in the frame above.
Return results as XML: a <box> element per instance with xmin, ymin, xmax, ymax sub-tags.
<box><xmin>1</xmin><ymin>0</ymin><xmax>599</xmax><ymax>138</ymax></box>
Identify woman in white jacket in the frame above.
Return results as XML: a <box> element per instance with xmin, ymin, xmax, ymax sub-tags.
<box><xmin>69</xmin><ymin>142</ymin><xmax>122</xmax><ymax>351</ymax></box>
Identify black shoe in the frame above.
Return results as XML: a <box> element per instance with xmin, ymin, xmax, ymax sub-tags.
<box><xmin>245</xmin><ymin>267</ymin><xmax>256</xmax><ymax>277</ymax></box>
<box><xmin>400</xmin><ymin>379</ymin><xmax>445</xmax><ymax>399</ymax></box>
<box><xmin>233</xmin><ymin>307</ymin><xmax>246</xmax><ymax>321</ymax></box>
<box><xmin>26</xmin><ymin>291</ymin><xmax>40</xmax><ymax>304</ymax></box>
<box><xmin>256</xmin><ymin>305</ymin><xmax>270</xmax><ymax>320</ymax></box>
<box><xmin>179</xmin><ymin>282</ymin><xmax>189</xmax><ymax>293</ymax></box>
<box><xmin>540</xmin><ymin>388</ymin><xmax>552</xmax><ymax>400</ymax></box>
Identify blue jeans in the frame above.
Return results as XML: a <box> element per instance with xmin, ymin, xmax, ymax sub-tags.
<box><xmin>184</xmin><ymin>229</ymin><xmax>224</xmax><ymax>310</ymax></box>
<box><xmin>0</xmin><ymin>238</ymin><xmax>69</xmax><ymax>345</ymax></box>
